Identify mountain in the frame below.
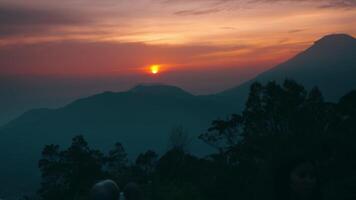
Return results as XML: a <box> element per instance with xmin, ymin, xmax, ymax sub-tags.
<box><xmin>0</xmin><ymin>84</ymin><xmax>233</xmax><ymax>199</ymax></box>
<box><xmin>130</xmin><ymin>84</ymin><xmax>193</xmax><ymax>97</ymax></box>
<box><xmin>218</xmin><ymin>34</ymin><xmax>356</xmax><ymax>107</ymax></box>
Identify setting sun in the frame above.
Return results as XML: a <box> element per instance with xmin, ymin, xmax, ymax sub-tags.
<box><xmin>150</xmin><ymin>65</ymin><xmax>160</xmax><ymax>74</ymax></box>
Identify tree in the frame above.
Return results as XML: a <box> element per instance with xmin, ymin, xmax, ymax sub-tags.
<box><xmin>168</xmin><ymin>126</ymin><xmax>192</xmax><ymax>152</ymax></box>
<box><xmin>38</xmin><ymin>144</ymin><xmax>64</xmax><ymax>200</ymax></box>
<box><xmin>199</xmin><ymin>114</ymin><xmax>243</xmax><ymax>163</ymax></box>
<box><xmin>38</xmin><ymin>135</ymin><xmax>105</xmax><ymax>200</ymax></box>
<box><xmin>200</xmin><ymin>80</ymin><xmax>341</xmax><ymax>169</ymax></box>
<box><xmin>135</xmin><ymin>150</ymin><xmax>158</xmax><ymax>180</ymax></box>
<box><xmin>104</xmin><ymin>142</ymin><xmax>129</xmax><ymax>185</ymax></box>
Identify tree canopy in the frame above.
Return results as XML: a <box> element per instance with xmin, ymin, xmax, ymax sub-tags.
<box><xmin>35</xmin><ymin>80</ymin><xmax>356</xmax><ymax>200</ymax></box>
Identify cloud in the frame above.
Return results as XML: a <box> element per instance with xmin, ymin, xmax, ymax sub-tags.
<box><xmin>0</xmin><ymin>4</ymin><xmax>89</xmax><ymax>37</ymax></box>
<box><xmin>164</xmin><ymin>0</ymin><xmax>356</xmax><ymax>8</ymax></box>
<box><xmin>0</xmin><ymin>40</ymin><xmax>249</xmax><ymax>75</ymax></box>
<box><xmin>288</xmin><ymin>29</ymin><xmax>306</xmax><ymax>33</ymax></box>
<box><xmin>162</xmin><ymin>0</ymin><xmax>232</xmax><ymax>4</ymax></box>
<box><xmin>160</xmin><ymin>0</ymin><xmax>232</xmax><ymax>16</ymax></box>
<box><xmin>174</xmin><ymin>8</ymin><xmax>222</xmax><ymax>16</ymax></box>
<box><xmin>167</xmin><ymin>0</ymin><xmax>356</xmax><ymax>17</ymax></box>
<box><xmin>250</xmin><ymin>0</ymin><xmax>356</xmax><ymax>9</ymax></box>
<box><xmin>319</xmin><ymin>0</ymin><xmax>356</xmax><ymax>9</ymax></box>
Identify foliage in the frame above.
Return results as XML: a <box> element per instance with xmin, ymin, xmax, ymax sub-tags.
<box><xmin>199</xmin><ymin>80</ymin><xmax>356</xmax><ymax>199</ymax></box>
<box><xmin>168</xmin><ymin>126</ymin><xmax>192</xmax><ymax>152</ymax></box>
<box><xmin>38</xmin><ymin>136</ymin><xmax>128</xmax><ymax>200</ymax></box>
<box><xmin>36</xmin><ymin>80</ymin><xmax>356</xmax><ymax>200</ymax></box>
<box><xmin>135</xmin><ymin>150</ymin><xmax>158</xmax><ymax>182</ymax></box>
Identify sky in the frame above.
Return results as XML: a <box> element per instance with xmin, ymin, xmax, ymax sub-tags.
<box><xmin>0</xmin><ymin>0</ymin><xmax>356</xmax><ymax>124</ymax></box>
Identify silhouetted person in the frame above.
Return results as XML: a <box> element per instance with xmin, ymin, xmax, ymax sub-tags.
<box><xmin>274</xmin><ymin>157</ymin><xmax>322</xmax><ymax>200</ymax></box>
<box><xmin>124</xmin><ymin>182</ymin><xmax>143</xmax><ymax>200</ymax></box>
<box><xmin>90</xmin><ymin>179</ymin><xmax>120</xmax><ymax>200</ymax></box>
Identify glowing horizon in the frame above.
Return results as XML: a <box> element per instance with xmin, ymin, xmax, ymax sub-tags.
<box><xmin>0</xmin><ymin>0</ymin><xmax>355</xmax><ymax>80</ymax></box>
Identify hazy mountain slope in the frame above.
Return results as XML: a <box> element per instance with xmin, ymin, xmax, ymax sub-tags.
<box><xmin>218</xmin><ymin>34</ymin><xmax>356</xmax><ymax>107</ymax></box>
<box><xmin>0</xmin><ymin>84</ymin><xmax>233</xmax><ymax>198</ymax></box>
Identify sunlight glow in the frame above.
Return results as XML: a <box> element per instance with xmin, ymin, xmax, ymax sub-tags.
<box><xmin>150</xmin><ymin>65</ymin><xmax>160</xmax><ymax>74</ymax></box>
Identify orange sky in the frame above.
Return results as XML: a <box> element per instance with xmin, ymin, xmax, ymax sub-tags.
<box><xmin>0</xmin><ymin>0</ymin><xmax>356</xmax><ymax>125</ymax></box>
<box><xmin>0</xmin><ymin>0</ymin><xmax>355</xmax><ymax>86</ymax></box>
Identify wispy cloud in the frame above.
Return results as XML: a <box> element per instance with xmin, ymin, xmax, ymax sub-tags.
<box><xmin>250</xmin><ymin>0</ymin><xmax>356</xmax><ymax>9</ymax></box>
<box><xmin>167</xmin><ymin>0</ymin><xmax>356</xmax><ymax>9</ymax></box>
<box><xmin>288</xmin><ymin>29</ymin><xmax>306</xmax><ymax>33</ymax></box>
<box><xmin>319</xmin><ymin>0</ymin><xmax>356</xmax><ymax>9</ymax></box>
<box><xmin>174</xmin><ymin>8</ymin><xmax>221</xmax><ymax>16</ymax></box>
<box><xmin>0</xmin><ymin>0</ymin><xmax>355</xmax><ymax>47</ymax></box>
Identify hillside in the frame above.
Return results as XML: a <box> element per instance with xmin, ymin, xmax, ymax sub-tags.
<box><xmin>0</xmin><ymin>84</ymin><xmax>232</xmax><ymax>198</ymax></box>
<box><xmin>218</xmin><ymin>34</ymin><xmax>356</xmax><ymax>107</ymax></box>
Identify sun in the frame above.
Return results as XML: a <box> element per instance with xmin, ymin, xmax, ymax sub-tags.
<box><xmin>150</xmin><ymin>65</ymin><xmax>160</xmax><ymax>74</ymax></box>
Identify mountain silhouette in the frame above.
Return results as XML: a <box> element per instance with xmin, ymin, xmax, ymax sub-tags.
<box><xmin>130</xmin><ymin>84</ymin><xmax>193</xmax><ymax>97</ymax></box>
<box><xmin>218</xmin><ymin>33</ymin><xmax>356</xmax><ymax>108</ymax></box>
<box><xmin>0</xmin><ymin>34</ymin><xmax>355</xmax><ymax>198</ymax></box>
<box><xmin>0</xmin><ymin>84</ymin><xmax>232</xmax><ymax>198</ymax></box>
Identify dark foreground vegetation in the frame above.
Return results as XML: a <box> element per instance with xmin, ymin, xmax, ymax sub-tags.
<box><xmin>23</xmin><ymin>80</ymin><xmax>356</xmax><ymax>200</ymax></box>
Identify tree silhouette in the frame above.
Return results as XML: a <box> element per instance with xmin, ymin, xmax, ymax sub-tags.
<box><xmin>198</xmin><ymin>80</ymin><xmax>356</xmax><ymax>200</ymax></box>
<box><xmin>104</xmin><ymin>142</ymin><xmax>129</xmax><ymax>184</ymax></box>
<box><xmin>38</xmin><ymin>136</ymin><xmax>130</xmax><ymax>200</ymax></box>
<box><xmin>168</xmin><ymin>126</ymin><xmax>192</xmax><ymax>152</ymax></box>
<box><xmin>38</xmin><ymin>135</ymin><xmax>104</xmax><ymax>200</ymax></box>
<box><xmin>35</xmin><ymin>81</ymin><xmax>356</xmax><ymax>200</ymax></box>
<box><xmin>135</xmin><ymin>150</ymin><xmax>158</xmax><ymax>181</ymax></box>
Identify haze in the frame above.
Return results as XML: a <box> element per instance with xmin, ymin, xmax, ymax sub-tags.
<box><xmin>0</xmin><ymin>0</ymin><xmax>355</xmax><ymax>124</ymax></box>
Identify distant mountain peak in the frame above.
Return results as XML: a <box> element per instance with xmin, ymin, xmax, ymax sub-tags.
<box><xmin>313</xmin><ymin>33</ymin><xmax>355</xmax><ymax>47</ymax></box>
<box><xmin>218</xmin><ymin>33</ymin><xmax>356</xmax><ymax>101</ymax></box>
<box><xmin>318</xmin><ymin>33</ymin><xmax>354</xmax><ymax>41</ymax></box>
<box><xmin>129</xmin><ymin>84</ymin><xmax>193</xmax><ymax>97</ymax></box>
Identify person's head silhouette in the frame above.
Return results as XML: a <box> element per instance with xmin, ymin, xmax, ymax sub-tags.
<box><xmin>91</xmin><ymin>179</ymin><xmax>120</xmax><ymax>200</ymax></box>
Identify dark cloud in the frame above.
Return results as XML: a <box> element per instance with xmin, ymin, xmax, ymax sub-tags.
<box><xmin>0</xmin><ymin>4</ymin><xmax>89</xmax><ymax>37</ymax></box>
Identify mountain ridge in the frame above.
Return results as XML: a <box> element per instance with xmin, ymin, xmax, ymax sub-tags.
<box><xmin>129</xmin><ymin>84</ymin><xmax>193</xmax><ymax>97</ymax></box>
<box><xmin>218</xmin><ymin>33</ymin><xmax>356</xmax><ymax>104</ymax></box>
